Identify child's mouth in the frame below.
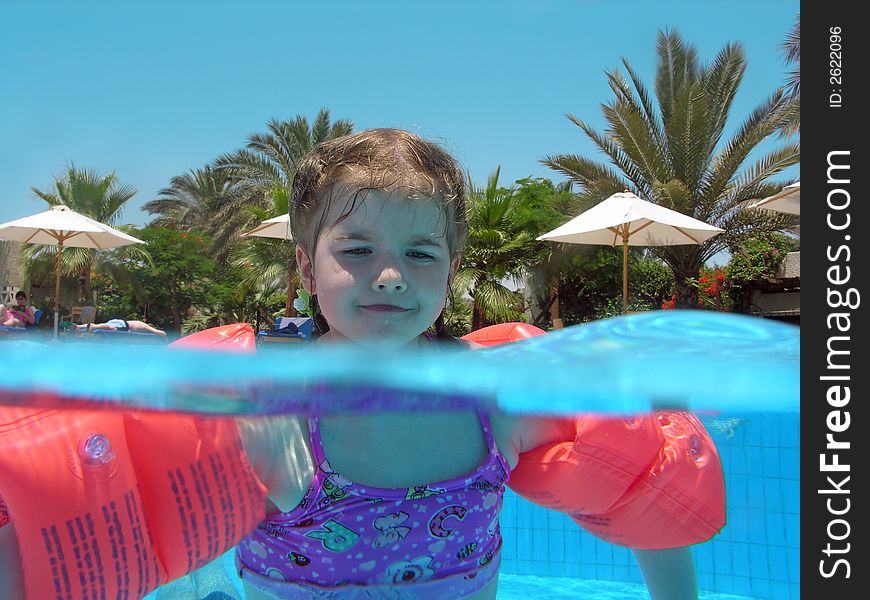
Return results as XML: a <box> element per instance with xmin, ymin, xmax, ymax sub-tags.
<box><xmin>361</xmin><ymin>305</ymin><xmax>411</xmax><ymax>312</ymax></box>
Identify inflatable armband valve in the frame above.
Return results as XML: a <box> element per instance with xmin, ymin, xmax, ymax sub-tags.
<box><xmin>0</xmin><ymin>407</ymin><xmax>164</xmax><ymax>599</ymax></box>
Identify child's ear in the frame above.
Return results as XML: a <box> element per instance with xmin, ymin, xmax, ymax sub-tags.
<box><xmin>296</xmin><ymin>246</ymin><xmax>316</xmax><ymax>294</ymax></box>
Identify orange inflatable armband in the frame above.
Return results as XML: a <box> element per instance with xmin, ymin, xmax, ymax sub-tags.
<box><xmin>169</xmin><ymin>322</ymin><xmax>256</xmax><ymax>352</ymax></box>
<box><xmin>509</xmin><ymin>411</ymin><xmax>725</xmax><ymax>548</ymax></box>
<box><xmin>461</xmin><ymin>321</ymin><xmax>546</xmax><ymax>347</ymax></box>
<box><xmin>0</xmin><ymin>324</ymin><xmax>267</xmax><ymax>599</ymax></box>
<box><xmin>0</xmin><ymin>406</ymin><xmax>267</xmax><ymax>599</ymax></box>
<box><xmin>461</xmin><ymin>322</ymin><xmax>726</xmax><ymax>549</ymax></box>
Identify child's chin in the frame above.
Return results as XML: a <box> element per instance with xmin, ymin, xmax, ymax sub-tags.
<box><xmin>351</xmin><ymin>332</ymin><xmax>423</xmax><ymax>351</ymax></box>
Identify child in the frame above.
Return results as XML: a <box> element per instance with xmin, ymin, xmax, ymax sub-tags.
<box><xmin>233</xmin><ymin>129</ymin><xmax>701</xmax><ymax>599</ymax></box>
<box><xmin>0</xmin><ymin>129</ymin><xmax>708</xmax><ymax>600</ymax></box>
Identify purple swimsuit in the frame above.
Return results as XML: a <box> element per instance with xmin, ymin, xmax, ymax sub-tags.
<box><xmin>236</xmin><ymin>412</ymin><xmax>510</xmax><ymax>599</ymax></box>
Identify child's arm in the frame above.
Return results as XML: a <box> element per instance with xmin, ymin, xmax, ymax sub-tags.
<box><xmin>237</xmin><ymin>414</ymin><xmax>314</xmax><ymax>512</ymax></box>
<box><xmin>0</xmin><ymin>525</ymin><xmax>25</xmax><ymax>599</ymax></box>
<box><xmin>632</xmin><ymin>546</ymin><xmax>698</xmax><ymax>600</ymax></box>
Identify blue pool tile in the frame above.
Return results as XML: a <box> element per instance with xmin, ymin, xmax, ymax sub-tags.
<box><xmin>548</xmin><ymin>529</ymin><xmax>565</xmax><ymax>562</ymax></box>
<box><xmin>595</xmin><ymin>539</ymin><xmax>614</xmax><ymax>564</ymax></box>
<box><xmin>613</xmin><ymin>565</ymin><xmax>630</xmax><ymax>581</ymax></box>
<box><xmin>712</xmin><ymin>570</ymin><xmax>733</xmax><ymax>594</ymax></box>
<box><xmin>725</xmin><ymin>508</ymin><xmax>747</xmax><ymax>540</ymax></box>
<box><xmin>727</xmin><ymin>474</ymin><xmax>748</xmax><ymax>508</ymax></box>
<box><xmin>732</xmin><ymin>575</ymin><xmax>753</xmax><ymax>596</ymax></box>
<box><xmin>579</xmin><ymin>561</ymin><xmax>596</xmax><ymax>579</ymax></box>
<box><xmin>767</xmin><ymin>545</ymin><xmax>788</xmax><ymax>581</ymax></box>
<box><xmin>580</xmin><ymin>534</ymin><xmax>597</xmax><ymax>564</ymax></box>
<box><xmin>532</xmin><ymin>529</ymin><xmax>549</xmax><ymax>560</ymax></box>
<box><xmin>780</xmin><ymin>419</ymin><xmax>800</xmax><ymax>448</ymax></box>
<box><xmin>727</xmin><ymin>445</ymin><xmax>747</xmax><ymax>475</ymax></box>
<box><xmin>781</xmin><ymin>479</ymin><xmax>800</xmax><ymax>513</ymax></box>
<box><xmin>747</xmin><ymin>477</ymin><xmax>765</xmax><ymax>509</ymax></box>
<box><xmin>761</xmin><ymin>477</ymin><xmax>783</xmax><ymax>512</ymax></box>
<box><xmin>769</xmin><ymin>580</ymin><xmax>791</xmax><ymax>599</ymax></box>
<box><xmin>780</xmin><ymin>448</ymin><xmax>800</xmax><ymax>480</ymax></box>
<box><xmin>765</xmin><ymin>513</ymin><xmax>786</xmax><ymax>547</ymax></box>
<box><xmin>695</xmin><ymin>546</ymin><xmax>714</xmax><ymax>575</ymax></box>
<box><xmin>761</xmin><ymin>447</ymin><xmax>780</xmax><ymax>477</ymax></box>
<box><xmin>696</xmin><ymin>571</ymin><xmax>715</xmax><ymax>592</ymax></box>
<box><xmin>612</xmin><ymin>546</ymin><xmax>633</xmax><ymax>567</ymax></box>
<box><xmin>742</xmin><ymin>418</ymin><xmax>763</xmax><ymax>446</ymax></box>
<box><xmin>730</xmin><ymin>542</ymin><xmax>750</xmax><ymax>577</ymax></box>
<box><xmin>749</xmin><ymin>543</ymin><xmax>768</xmax><ymax>573</ymax></box>
<box><xmin>747</xmin><ymin>508</ymin><xmax>767</xmax><ymax>543</ymax></box>
<box><xmin>784</xmin><ymin>514</ymin><xmax>800</xmax><ymax>549</ymax></box>
<box><xmin>750</xmin><ymin>576</ymin><xmax>771</xmax><ymax>599</ymax></box>
<box><xmin>517</xmin><ymin>527</ymin><xmax>534</xmax><ymax>560</ymax></box>
<box><xmin>567</xmin><ymin>530</ymin><xmax>583</xmax><ymax>562</ymax></box>
<box><xmin>501</xmin><ymin>527</ymin><xmax>517</xmax><ymax>550</ymax></box>
<box><xmin>787</xmin><ymin>546</ymin><xmax>800</xmax><ymax>584</ymax></box>
<box><xmin>500</xmin><ymin>558</ymin><xmax>516</xmax><ymax>574</ymax></box>
<box><xmin>534</xmin><ymin>505</ymin><xmax>553</xmax><ymax>530</ymax></box>
<box><xmin>595</xmin><ymin>563</ymin><xmax>614</xmax><ymax>580</ymax></box>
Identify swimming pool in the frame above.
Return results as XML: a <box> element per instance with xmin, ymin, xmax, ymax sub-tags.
<box><xmin>143</xmin><ymin>412</ymin><xmax>798</xmax><ymax>600</ymax></box>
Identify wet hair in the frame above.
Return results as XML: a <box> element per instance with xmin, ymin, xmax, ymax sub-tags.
<box><xmin>15</xmin><ymin>292</ymin><xmax>26</xmax><ymax>300</ymax></box>
<box><xmin>289</xmin><ymin>128</ymin><xmax>467</xmax><ymax>258</ymax></box>
<box><xmin>289</xmin><ymin>128</ymin><xmax>467</xmax><ymax>343</ymax></box>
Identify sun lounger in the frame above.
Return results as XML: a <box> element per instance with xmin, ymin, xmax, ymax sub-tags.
<box><xmin>256</xmin><ymin>316</ymin><xmax>313</xmax><ymax>345</ymax></box>
<box><xmin>88</xmin><ymin>329</ymin><xmax>167</xmax><ymax>344</ymax></box>
<box><xmin>0</xmin><ymin>309</ymin><xmax>43</xmax><ymax>336</ymax></box>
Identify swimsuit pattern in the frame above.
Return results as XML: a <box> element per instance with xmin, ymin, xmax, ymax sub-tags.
<box><xmin>236</xmin><ymin>412</ymin><xmax>510</xmax><ymax>598</ymax></box>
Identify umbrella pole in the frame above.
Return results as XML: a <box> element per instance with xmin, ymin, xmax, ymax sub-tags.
<box><xmin>54</xmin><ymin>240</ymin><xmax>63</xmax><ymax>339</ymax></box>
<box><xmin>622</xmin><ymin>227</ymin><xmax>629</xmax><ymax>314</ymax></box>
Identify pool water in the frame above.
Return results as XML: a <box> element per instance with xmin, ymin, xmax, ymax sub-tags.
<box><xmin>145</xmin><ymin>413</ymin><xmax>798</xmax><ymax>600</ymax></box>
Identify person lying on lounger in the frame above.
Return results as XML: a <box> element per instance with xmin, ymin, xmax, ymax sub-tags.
<box><xmin>75</xmin><ymin>318</ymin><xmax>166</xmax><ymax>337</ymax></box>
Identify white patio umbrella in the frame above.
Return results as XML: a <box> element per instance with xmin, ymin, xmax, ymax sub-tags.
<box><xmin>538</xmin><ymin>191</ymin><xmax>724</xmax><ymax>313</ymax></box>
<box><xmin>242</xmin><ymin>213</ymin><xmax>297</xmax><ymax>316</ymax></box>
<box><xmin>747</xmin><ymin>181</ymin><xmax>800</xmax><ymax>215</ymax></box>
<box><xmin>241</xmin><ymin>213</ymin><xmax>292</xmax><ymax>240</ymax></box>
<box><xmin>0</xmin><ymin>205</ymin><xmax>144</xmax><ymax>337</ymax></box>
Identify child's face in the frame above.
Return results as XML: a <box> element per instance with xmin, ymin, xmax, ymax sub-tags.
<box><xmin>298</xmin><ymin>189</ymin><xmax>459</xmax><ymax>348</ymax></box>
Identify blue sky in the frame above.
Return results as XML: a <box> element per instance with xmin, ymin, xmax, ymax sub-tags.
<box><xmin>1</xmin><ymin>0</ymin><xmax>799</xmax><ymax>229</ymax></box>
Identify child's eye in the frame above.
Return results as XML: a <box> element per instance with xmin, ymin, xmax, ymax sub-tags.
<box><xmin>341</xmin><ymin>248</ymin><xmax>371</xmax><ymax>256</ymax></box>
<box><xmin>407</xmin><ymin>251</ymin><xmax>436</xmax><ymax>261</ymax></box>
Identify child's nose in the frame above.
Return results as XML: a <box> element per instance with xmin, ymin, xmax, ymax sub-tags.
<box><xmin>372</xmin><ymin>266</ymin><xmax>407</xmax><ymax>293</ymax></box>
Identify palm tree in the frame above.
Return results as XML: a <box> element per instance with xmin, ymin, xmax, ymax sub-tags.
<box><xmin>211</xmin><ymin>108</ymin><xmax>353</xmax><ymax>256</ymax></box>
<box><xmin>231</xmin><ymin>187</ymin><xmax>301</xmax><ymax>317</ymax></box>
<box><xmin>780</xmin><ymin>14</ymin><xmax>800</xmax><ymax>137</ymax></box>
<box><xmin>455</xmin><ymin>168</ymin><xmax>538</xmax><ymax>330</ymax></box>
<box><xmin>543</xmin><ymin>29</ymin><xmax>799</xmax><ymax>307</ymax></box>
<box><xmin>27</xmin><ymin>165</ymin><xmax>147</xmax><ymax>303</ymax></box>
<box><xmin>142</xmin><ymin>166</ymin><xmax>232</xmax><ymax>233</ymax></box>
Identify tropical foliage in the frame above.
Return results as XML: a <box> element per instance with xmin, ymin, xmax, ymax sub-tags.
<box><xmin>454</xmin><ymin>169</ymin><xmax>539</xmax><ymax>329</ymax></box>
<box><xmin>780</xmin><ymin>13</ymin><xmax>800</xmax><ymax>136</ymax></box>
<box><xmin>25</xmin><ymin>165</ymin><xmax>149</xmax><ymax>305</ymax></box>
<box><xmin>145</xmin><ymin>109</ymin><xmax>353</xmax><ymax>316</ymax></box>
<box><xmin>543</xmin><ymin>29</ymin><xmax>800</xmax><ymax>307</ymax></box>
